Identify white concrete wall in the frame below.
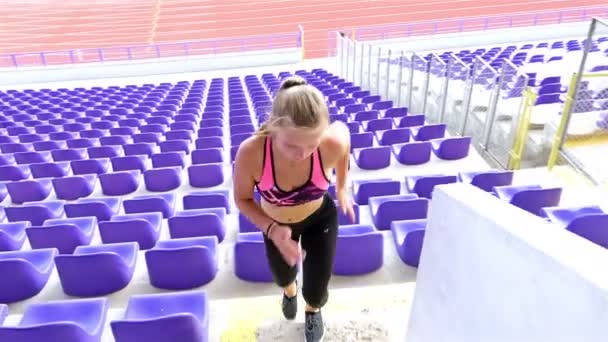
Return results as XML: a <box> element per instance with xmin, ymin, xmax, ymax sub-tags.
<box><xmin>406</xmin><ymin>182</ymin><xmax>608</xmax><ymax>342</ymax></box>
<box><xmin>0</xmin><ymin>48</ymin><xmax>301</xmax><ymax>86</ymax></box>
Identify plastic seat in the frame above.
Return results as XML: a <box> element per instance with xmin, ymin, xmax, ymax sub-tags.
<box><xmin>14</xmin><ymin>151</ymin><xmax>52</xmax><ymax>165</ymax></box>
<box><xmin>51</xmin><ymin>148</ymin><xmax>87</xmax><ymax>162</ymax></box>
<box><xmin>111</xmin><ymin>155</ymin><xmax>148</xmax><ymax>172</ymax></box>
<box><xmin>459</xmin><ymin>170</ymin><xmax>514</xmax><ymax>192</ymax></box>
<box><xmin>5</xmin><ymin>200</ymin><xmax>64</xmax><ymax>226</ymax></box>
<box><xmin>188</xmin><ymin>163</ymin><xmax>224</xmax><ymax>188</ymax></box>
<box><xmin>540</xmin><ymin>205</ymin><xmax>605</xmax><ymax>226</ymax></box>
<box><xmin>55</xmin><ymin>242</ymin><xmax>138</xmax><ymax>296</ymax></box>
<box><xmin>385</xmin><ymin>107</ymin><xmax>408</xmax><ymax>118</ymax></box>
<box><xmin>99</xmin><ymin>170</ymin><xmax>141</xmax><ymax>196</ymax></box>
<box><xmin>234</xmin><ymin>232</ymin><xmax>274</xmax><ymax>282</ymax></box>
<box><xmin>110</xmin><ymin>291</ymin><xmax>209</xmax><ymax>342</ymax></box>
<box><xmin>29</xmin><ymin>161</ymin><xmax>71</xmax><ymax>179</ymax></box>
<box><xmin>0</xmin><ymin>297</ymin><xmax>108</xmax><ymax>342</ymax></box>
<box><xmin>0</xmin><ymin>165</ymin><xmax>31</xmax><ymax>181</ymax></box>
<box><xmin>352</xmin><ymin>110</ymin><xmax>378</xmax><ymax>122</ymax></box>
<box><xmin>0</xmin><ymin>248</ymin><xmax>58</xmax><ymax>303</ymax></box>
<box><xmin>431</xmin><ymin>136</ymin><xmax>472</xmax><ymax>160</ymax></box>
<box><xmin>159</xmin><ymin>139</ymin><xmax>190</xmax><ymax>154</ymax></box>
<box><xmin>99</xmin><ymin>212</ymin><xmax>162</xmax><ymax>249</ymax></box>
<box><xmin>64</xmin><ymin>197</ymin><xmax>121</xmax><ymax>222</ymax></box>
<box><xmin>353</xmin><ymin>146</ymin><xmax>391</xmax><ymax>170</ymax></box>
<box><xmin>151</xmin><ymin>151</ymin><xmax>186</xmax><ymax>169</ymax></box>
<box><xmin>375</xmin><ymin>128</ymin><xmax>411</xmax><ymax>146</ymax></box>
<box><xmin>350</xmin><ymin>132</ymin><xmax>374</xmax><ymax>151</ymax></box>
<box><xmin>124</xmin><ymin>143</ymin><xmax>155</xmax><ymax>157</ymax></box>
<box><xmin>391</xmin><ymin>219</ymin><xmax>426</xmax><ymax>267</ymax></box>
<box><xmin>143</xmin><ymin>166</ymin><xmax>182</xmax><ymax>192</ymax></box>
<box><xmin>183</xmin><ymin>189</ymin><xmax>230</xmax><ymax>213</ymax></box>
<box><xmin>369</xmin><ymin>194</ymin><xmax>427</xmax><ymax>230</ymax></box>
<box><xmin>6</xmin><ymin>178</ymin><xmax>53</xmax><ymax>204</ymax></box>
<box><xmin>145</xmin><ymin>236</ymin><xmax>219</xmax><ymax>290</ymax></box>
<box><xmin>51</xmin><ymin>174</ymin><xmax>97</xmax><ymax>201</ymax></box>
<box><xmin>195</xmin><ymin>137</ymin><xmax>224</xmax><ymax>150</ymax></box>
<box><xmin>71</xmin><ymin>158</ymin><xmax>111</xmax><ymax>175</ymax></box>
<box><xmin>26</xmin><ymin>217</ymin><xmax>96</xmax><ymax>254</ymax></box>
<box><xmin>391</xmin><ymin>141</ymin><xmax>432</xmax><ymax>165</ymax></box>
<box><xmin>353</xmin><ymin>178</ymin><xmax>401</xmax><ymax>205</ymax></box>
<box><xmin>563</xmin><ymin>214</ymin><xmax>608</xmax><ymax>248</ymax></box>
<box><xmin>493</xmin><ymin>184</ymin><xmax>562</xmax><ymax>216</ymax></box>
<box><xmin>333</xmin><ymin>224</ymin><xmax>383</xmax><ymax>275</ymax></box>
<box><xmin>168</xmin><ymin>208</ymin><xmax>226</xmax><ymax>242</ymax></box>
<box><xmin>0</xmin><ymin>222</ymin><xmax>29</xmax><ymax>252</ymax></box>
<box><xmin>411</xmin><ymin>124</ymin><xmax>447</xmax><ymax>141</ymax></box>
<box><xmin>406</xmin><ymin>174</ymin><xmax>459</xmax><ymax>199</ymax></box>
<box><xmin>123</xmin><ymin>193</ymin><xmax>176</xmax><ymax>218</ymax></box>
<box><xmin>88</xmin><ymin>145</ymin><xmax>123</xmax><ymax>159</ymax></box>
<box><xmin>192</xmin><ymin>148</ymin><xmax>223</xmax><ymax>165</ymax></box>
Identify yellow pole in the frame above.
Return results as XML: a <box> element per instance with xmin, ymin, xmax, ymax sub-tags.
<box><xmin>547</xmin><ymin>73</ymin><xmax>579</xmax><ymax>170</ymax></box>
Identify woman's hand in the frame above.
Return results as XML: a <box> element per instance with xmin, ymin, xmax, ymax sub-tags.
<box><xmin>336</xmin><ymin>187</ymin><xmax>356</xmax><ymax>223</ymax></box>
<box><xmin>269</xmin><ymin>224</ymin><xmax>301</xmax><ymax>267</ymax></box>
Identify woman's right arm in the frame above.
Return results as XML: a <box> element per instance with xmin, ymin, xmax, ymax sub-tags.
<box><xmin>233</xmin><ymin>137</ymin><xmax>301</xmax><ymax>267</ymax></box>
<box><xmin>233</xmin><ymin>137</ymin><xmax>275</xmax><ymax>234</ymax></box>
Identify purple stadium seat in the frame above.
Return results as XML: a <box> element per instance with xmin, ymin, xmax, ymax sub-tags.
<box><xmin>88</xmin><ymin>145</ymin><xmax>122</xmax><ymax>159</ymax></box>
<box><xmin>124</xmin><ymin>193</ymin><xmax>175</xmax><ymax>218</ymax></box>
<box><xmin>6</xmin><ymin>178</ymin><xmax>53</xmax><ymax>204</ymax></box>
<box><xmin>192</xmin><ymin>148</ymin><xmax>223</xmax><ymax>165</ymax></box>
<box><xmin>145</xmin><ymin>236</ymin><xmax>219</xmax><ymax>290</ymax></box>
<box><xmin>51</xmin><ymin>174</ymin><xmax>97</xmax><ymax>201</ymax></box>
<box><xmin>353</xmin><ymin>178</ymin><xmax>401</xmax><ymax>205</ymax></box>
<box><xmin>234</xmin><ymin>232</ymin><xmax>274</xmax><ymax>282</ymax></box>
<box><xmin>493</xmin><ymin>184</ymin><xmax>562</xmax><ymax>216</ymax></box>
<box><xmin>183</xmin><ymin>189</ymin><xmax>230</xmax><ymax>213</ymax></box>
<box><xmin>70</xmin><ymin>158</ymin><xmax>110</xmax><ymax>175</ymax></box>
<box><xmin>26</xmin><ymin>217</ymin><xmax>96</xmax><ymax>254</ymax></box>
<box><xmin>0</xmin><ymin>248</ymin><xmax>58</xmax><ymax>303</ymax></box>
<box><xmin>459</xmin><ymin>170</ymin><xmax>514</xmax><ymax>192</ymax></box>
<box><xmin>64</xmin><ymin>197</ymin><xmax>121</xmax><ymax>222</ymax></box>
<box><xmin>151</xmin><ymin>151</ymin><xmax>186</xmax><ymax>169</ymax></box>
<box><xmin>333</xmin><ymin>224</ymin><xmax>383</xmax><ymax>275</ymax></box>
<box><xmin>110</xmin><ymin>292</ymin><xmax>209</xmax><ymax>342</ymax></box>
<box><xmin>14</xmin><ymin>151</ymin><xmax>51</xmax><ymax>165</ymax></box>
<box><xmin>0</xmin><ymin>165</ymin><xmax>31</xmax><ymax>181</ymax></box>
<box><xmin>168</xmin><ymin>208</ymin><xmax>226</xmax><ymax>242</ymax></box>
<box><xmin>431</xmin><ymin>136</ymin><xmax>472</xmax><ymax>160</ymax></box>
<box><xmin>195</xmin><ymin>137</ymin><xmax>224</xmax><ymax>149</ymax></box>
<box><xmin>364</xmin><ymin>118</ymin><xmax>393</xmax><ymax>132</ymax></box>
<box><xmin>0</xmin><ymin>304</ymin><xmax>6</xmax><ymax>325</ymax></box>
<box><xmin>55</xmin><ymin>242</ymin><xmax>138</xmax><ymax>296</ymax></box>
<box><xmin>99</xmin><ymin>213</ymin><xmax>162</xmax><ymax>250</ymax></box>
<box><xmin>385</xmin><ymin>107</ymin><xmax>408</xmax><ymax>118</ymax></box>
<box><xmin>353</xmin><ymin>146</ymin><xmax>391</xmax><ymax>170</ymax></box>
<box><xmin>99</xmin><ymin>170</ymin><xmax>141</xmax><ymax>196</ymax></box>
<box><xmin>563</xmin><ymin>214</ymin><xmax>608</xmax><ymax>248</ymax></box>
<box><xmin>143</xmin><ymin>166</ymin><xmax>182</xmax><ymax>192</ymax></box>
<box><xmin>0</xmin><ymin>222</ymin><xmax>29</xmax><ymax>252</ymax></box>
<box><xmin>391</xmin><ymin>141</ymin><xmax>432</xmax><ymax>165</ymax></box>
<box><xmin>159</xmin><ymin>139</ymin><xmax>190</xmax><ymax>154</ymax></box>
<box><xmin>29</xmin><ymin>161</ymin><xmax>70</xmax><ymax>178</ymax></box>
<box><xmin>391</xmin><ymin>219</ymin><xmax>426</xmax><ymax>267</ymax></box>
<box><xmin>111</xmin><ymin>155</ymin><xmax>148</xmax><ymax>172</ymax></box>
<box><xmin>4</xmin><ymin>200</ymin><xmax>64</xmax><ymax>226</ymax></box>
<box><xmin>350</xmin><ymin>132</ymin><xmax>374</xmax><ymax>151</ymax></box>
<box><xmin>540</xmin><ymin>205</ymin><xmax>605</xmax><ymax>225</ymax></box>
<box><xmin>375</xmin><ymin>128</ymin><xmax>411</xmax><ymax>145</ymax></box>
<box><xmin>369</xmin><ymin>194</ymin><xmax>427</xmax><ymax>230</ymax></box>
<box><xmin>124</xmin><ymin>143</ymin><xmax>155</xmax><ymax>157</ymax></box>
<box><xmin>0</xmin><ymin>298</ymin><xmax>108</xmax><ymax>342</ymax></box>
<box><xmin>188</xmin><ymin>164</ymin><xmax>224</xmax><ymax>188</ymax></box>
<box><xmin>406</xmin><ymin>174</ymin><xmax>458</xmax><ymax>199</ymax></box>
<box><xmin>411</xmin><ymin>124</ymin><xmax>447</xmax><ymax>141</ymax></box>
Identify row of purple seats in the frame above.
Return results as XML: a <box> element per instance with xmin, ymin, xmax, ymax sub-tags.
<box><xmin>0</xmin><ymin>291</ymin><xmax>209</xmax><ymax>342</ymax></box>
<box><xmin>0</xmin><ymin>163</ymin><xmax>225</xmax><ymax>204</ymax></box>
<box><xmin>353</xmin><ymin>136</ymin><xmax>472</xmax><ymax>170</ymax></box>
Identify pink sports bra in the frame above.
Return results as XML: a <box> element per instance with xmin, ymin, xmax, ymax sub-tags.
<box><xmin>255</xmin><ymin>137</ymin><xmax>331</xmax><ymax>207</ymax></box>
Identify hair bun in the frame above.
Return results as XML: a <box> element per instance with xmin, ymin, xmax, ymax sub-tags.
<box><xmin>280</xmin><ymin>76</ymin><xmax>307</xmax><ymax>91</ymax></box>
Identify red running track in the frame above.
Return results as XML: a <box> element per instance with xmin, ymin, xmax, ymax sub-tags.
<box><xmin>0</xmin><ymin>0</ymin><xmax>605</xmax><ymax>60</ymax></box>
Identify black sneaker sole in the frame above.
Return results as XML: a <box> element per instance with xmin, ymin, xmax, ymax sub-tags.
<box><xmin>282</xmin><ymin>281</ymin><xmax>297</xmax><ymax>320</ymax></box>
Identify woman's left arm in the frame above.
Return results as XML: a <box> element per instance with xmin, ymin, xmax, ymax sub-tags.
<box><xmin>328</xmin><ymin>121</ymin><xmax>355</xmax><ymax>222</ymax></box>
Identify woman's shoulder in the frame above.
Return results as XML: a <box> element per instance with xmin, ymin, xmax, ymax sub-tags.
<box><xmin>234</xmin><ymin>134</ymin><xmax>267</xmax><ymax>170</ymax></box>
<box><xmin>319</xmin><ymin>121</ymin><xmax>350</xmax><ymax>166</ymax></box>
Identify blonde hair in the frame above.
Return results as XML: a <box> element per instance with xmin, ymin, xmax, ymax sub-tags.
<box><xmin>255</xmin><ymin>75</ymin><xmax>329</xmax><ymax>136</ymax></box>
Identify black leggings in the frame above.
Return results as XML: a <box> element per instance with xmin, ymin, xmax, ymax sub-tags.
<box><xmin>263</xmin><ymin>193</ymin><xmax>338</xmax><ymax>308</ymax></box>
